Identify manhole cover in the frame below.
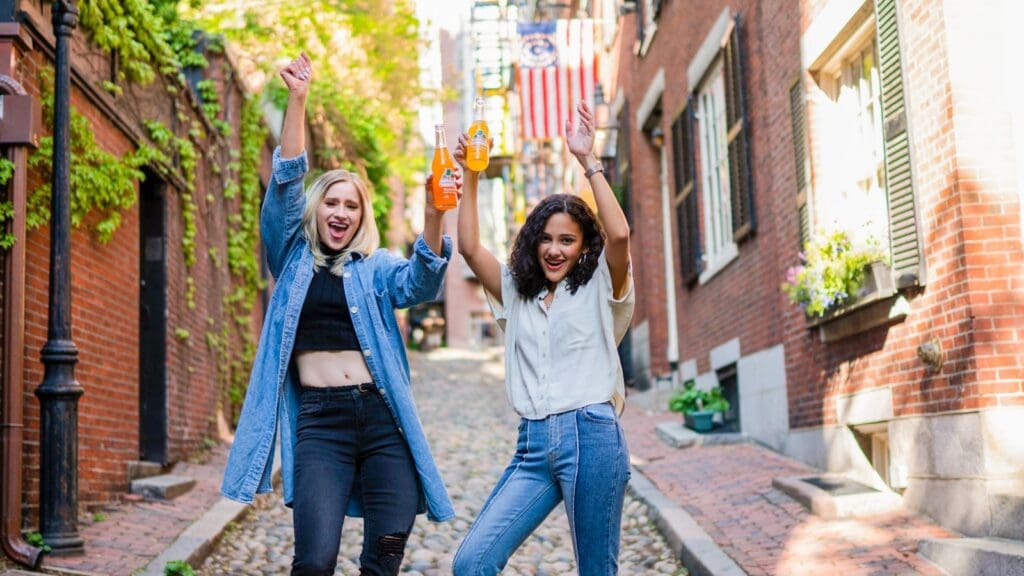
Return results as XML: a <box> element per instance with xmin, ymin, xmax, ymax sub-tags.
<box><xmin>802</xmin><ymin>476</ymin><xmax>879</xmax><ymax>496</ymax></box>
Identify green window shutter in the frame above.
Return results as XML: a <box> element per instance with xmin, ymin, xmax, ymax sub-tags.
<box><xmin>789</xmin><ymin>79</ymin><xmax>811</xmax><ymax>249</ymax></box>
<box><xmin>875</xmin><ymin>0</ymin><xmax>924</xmax><ymax>288</ymax></box>
<box><xmin>724</xmin><ymin>13</ymin><xmax>755</xmax><ymax>242</ymax></box>
<box><xmin>673</xmin><ymin>99</ymin><xmax>700</xmax><ymax>285</ymax></box>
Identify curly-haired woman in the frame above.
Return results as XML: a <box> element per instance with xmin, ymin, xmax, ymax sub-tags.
<box><xmin>450</xmin><ymin>101</ymin><xmax>634</xmax><ymax>575</ymax></box>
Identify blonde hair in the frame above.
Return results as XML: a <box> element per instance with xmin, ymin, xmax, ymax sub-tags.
<box><xmin>302</xmin><ymin>169</ymin><xmax>380</xmax><ymax>275</ymax></box>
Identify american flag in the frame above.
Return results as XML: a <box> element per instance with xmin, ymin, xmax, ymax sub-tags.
<box><xmin>516</xmin><ymin>19</ymin><xmax>597</xmax><ymax>141</ymax></box>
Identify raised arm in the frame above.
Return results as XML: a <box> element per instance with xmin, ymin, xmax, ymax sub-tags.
<box><xmin>260</xmin><ymin>53</ymin><xmax>312</xmax><ymax>278</ymax></box>
<box><xmin>453</xmin><ymin>134</ymin><xmax>504</xmax><ymax>304</ymax></box>
<box><xmin>566</xmin><ymin>101</ymin><xmax>631</xmax><ymax>298</ymax></box>
<box><xmin>280</xmin><ymin>53</ymin><xmax>310</xmax><ymax>158</ymax></box>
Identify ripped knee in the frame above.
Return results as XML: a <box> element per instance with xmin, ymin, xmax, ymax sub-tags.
<box><xmin>376</xmin><ymin>532</ymin><xmax>408</xmax><ymax>573</ymax></box>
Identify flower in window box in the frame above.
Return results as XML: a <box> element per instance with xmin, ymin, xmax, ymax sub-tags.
<box><xmin>782</xmin><ymin>230</ymin><xmax>888</xmax><ymax>317</ymax></box>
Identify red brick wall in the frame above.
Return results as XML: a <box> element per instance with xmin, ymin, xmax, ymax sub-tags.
<box><xmin>8</xmin><ymin>8</ymin><xmax>274</xmax><ymax>522</ymax></box>
<box><xmin>616</xmin><ymin>0</ymin><xmax>1024</xmax><ymax>428</ymax></box>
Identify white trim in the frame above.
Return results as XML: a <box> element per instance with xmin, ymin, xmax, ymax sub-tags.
<box><xmin>660</xmin><ymin>145</ymin><xmax>679</xmax><ymax>364</ymax></box>
<box><xmin>710</xmin><ymin>338</ymin><xmax>741</xmax><ymax>371</ymax></box>
<box><xmin>686</xmin><ymin>7</ymin><xmax>732</xmax><ymax>88</ymax></box>
<box><xmin>699</xmin><ymin>241</ymin><xmax>739</xmax><ymax>284</ymax></box>
<box><xmin>636</xmin><ymin>68</ymin><xmax>665</xmax><ymax>128</ymax></box>
<box><xmin>680</xmin><ymin>359</ymin><xmax>698</xmax><ymax>381</ymax></box>
<box><xmin>801</xmin><ymin>0</ymin><xmax>873</xmax><ymax>69</ymax></box>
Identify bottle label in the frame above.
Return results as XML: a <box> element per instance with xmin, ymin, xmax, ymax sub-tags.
<box><xmin>440</xmin><ymin>169</ymin><xmax>457</xmax><ymax>192</ymax></box>
<box><xmin>471</xmin><ymin>129</ymin><xmax>488</xmax><ymax>148</ymax></box>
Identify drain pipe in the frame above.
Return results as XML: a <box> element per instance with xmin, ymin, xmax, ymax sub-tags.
<box><xmin>0</xmin><ymin>23</ymin><xmax>43</xmax><ymax>568</ymax></box>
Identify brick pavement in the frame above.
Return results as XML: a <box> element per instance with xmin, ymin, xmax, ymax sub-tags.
<box><xmin>619</xmin><ymin>403</ymin><xmax>955</xmax><ymax>576</ymax></box>
<box><xmin>39</xmin><ymin>444</ymin><xmax>228</xmax><ymax>576</ymax></box>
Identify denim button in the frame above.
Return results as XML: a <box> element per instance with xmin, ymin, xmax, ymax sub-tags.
<box><xmin>350</xmin><ymin>306</ymin><xmax>359</xmax><ymax>314</ymax></box>
<box><xmin>343</xmin><ymin>271</ymin><xmax>351</xmax><ymax>278</ymax></box>
<box><xmin>363</xmin><ymin>349</ymin><xmax>372</xmax><ymax>357</ymax></box>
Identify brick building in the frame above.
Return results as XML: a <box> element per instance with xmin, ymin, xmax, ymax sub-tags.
<box><xmin>0</xmin><ymin>0</ymin><xmax>275</xmax><ymax>535</ymax></box>
<box><xmin>611</xmin><ymin>0</ymin><xmax>1024</xmax><ymax>539</ymax></box>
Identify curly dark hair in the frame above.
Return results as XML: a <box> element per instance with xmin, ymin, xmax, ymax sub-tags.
<box><xmin>509</xmin><ymin>194</ymin><xmax>605</xmax><ymax>298</ymax></box>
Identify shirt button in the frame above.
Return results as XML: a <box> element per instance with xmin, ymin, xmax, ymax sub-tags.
<box><xmin>363</xmin><ymin>349</ymin><xmax>372</xmax><ymax>357</ymax></box>
<box><xmin>350</xmin><ymin>306</ymin><xmax>359</xmax><ymax>314</ymax></box>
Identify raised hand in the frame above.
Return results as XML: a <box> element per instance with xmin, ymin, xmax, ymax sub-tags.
<box><xmin>454</xmin><ymin>133</ymin><xmax>470</xmax><ymax>170</ymax></box>
<box><xmin>425</xmin><ymin>170</ymin><xmax>464</xmax><ymax>212</ymax></box>
<box><xmin>279</xmin><ymin>53</ymin><xmax>313</xmax><ymax>98</ymax></box>
<box><xmin>454</xmin><ymin>133</ymin><xmax>494</xmax><ymax>173</ymax></box>
<box><xmin>565</xmin><ymin>101</ymin><xmax>596</xmax><ymax>160</ymax></box>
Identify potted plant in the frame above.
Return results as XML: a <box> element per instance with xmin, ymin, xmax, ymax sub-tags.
<box><xmin>781</xmin><ymin>230</ymin><xmax>888</xmax><ymax>318</ymax></box>
<box><xmin>668</xmin><ymin>381</ymin><xmax>731</xmax><ymax>433</ymax></box>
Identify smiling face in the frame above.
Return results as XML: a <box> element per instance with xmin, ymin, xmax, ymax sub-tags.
<box><xmin>536</xmin><ymin>212</ymin><xmax>586</xmax><ymax>287</ymax></box>
<box><xmin>316</xmin><ymin>181</ymin><xmax>363</xmax><ymax>253</ymax></box>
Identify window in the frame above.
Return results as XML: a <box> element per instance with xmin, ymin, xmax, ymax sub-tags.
<box><xmin>811</xmin><ymin>22</ymin><xmax>889</xmax><ymax>250</ymax></box>
<box><xmin>695</xmin><ymin>62</ymin><xmax>737</xmax><ymax>278</ymax></box>
<box><xmin>797</xmin><ymin>0</ymin><xmax>922</xmax><ymax>290</ymax></box>
<box><xmin>673</xmin><ymin>13</ymin><xmax>753</xmax><ymax>287</ymax></box>
<box><xmin>636</xmin><ymin>0</ymin><xmax>660</xmax><ymax>55</ymax></box>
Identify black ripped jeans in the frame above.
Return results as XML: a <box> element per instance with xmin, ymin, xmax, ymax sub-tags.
<box><xmin>291</xmin><ymin>385</ymin><xmax>420</xmax><ymax>576</ymax></box>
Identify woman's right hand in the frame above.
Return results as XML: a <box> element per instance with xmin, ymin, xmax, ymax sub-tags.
<box><xmin>454</xmin><ymin>133</ymin><xmax>471</xmax><ymax>171</ymax></box>
<box><xmin>279</xmin><ymin>53</ymin><xmax>313</xmax><ymax>99</ymax></box>
<box><xmin>454</xmin><ymin>133</ymin><xmax>493</xmax><ymax>173</ymax></box>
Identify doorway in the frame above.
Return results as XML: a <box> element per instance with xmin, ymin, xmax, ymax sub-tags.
<box><xmin>139</xmin><ymin>170</ymin><xmax>168</xmax><ymax>464</ymax></box>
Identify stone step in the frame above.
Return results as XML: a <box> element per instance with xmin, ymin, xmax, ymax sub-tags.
<box><xmin>129</xmin><ymin>474</ymin><xmax>196</xmax><ymax>501</ymax></box>
<box><xmin>919</xmin><ymin>537</ymin><xmax>1024</xmax><ymax>576</ymax></box>
<box><xmin>127</xmin><ymin>460</ymin><xmax>164</xmax><ymax>482</ymax></box>
<box><xmin>772</xmin><ymin>474</ymin><xmax>902</xmax><ymax>519</ymax></box>
<box><xmin>655</xmin><ymin>421</ymin><xmax>748</xmax><ymax>449</ymax></box>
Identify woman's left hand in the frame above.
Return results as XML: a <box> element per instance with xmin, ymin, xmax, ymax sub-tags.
<box><xmin>424</xmin><ymin>170</ymin><xmax>464</xmax><ymax>213</ymax></box>
<box><xmin>565</xmin><ymin>101</ymin><xmax>596</xmax><ymax>160</ymax></box>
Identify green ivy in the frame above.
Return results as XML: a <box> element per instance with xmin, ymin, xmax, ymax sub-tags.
<box><xmin>0</xmin><ymin>158</ymin><xmax>15</xmax><ymax>249</ymax></box>
<box><xmin>221</xmin><ymin>96</ymin><xmax>266</xmax><ymax>422</ymax></box>
<box><xmin>27</xmin><ymin>72</ymin><xmax>160</xmax><ymax>243</ymax></box>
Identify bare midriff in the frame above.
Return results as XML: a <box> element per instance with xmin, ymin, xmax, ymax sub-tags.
<box><xmin>295</xmin><ymin>350</ymin><xmax>373</xmax><ymax>387</ymax></box>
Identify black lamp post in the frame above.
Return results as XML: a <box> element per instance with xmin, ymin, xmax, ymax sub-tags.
<box><xmin>35</xmin><ymin>0</ymin><xmax>84</xmax><ymax>555</ymax></box>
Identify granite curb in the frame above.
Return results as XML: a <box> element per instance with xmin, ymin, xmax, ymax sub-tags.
<box><xmin>137</xmin><ymin>449</ymin><xmax>282</xmax><ymax>576</ymax></box>
<box><xmin>627</xmin><ymin>466</ymin><xmax>748</xmax><ymax>576</ymax></box>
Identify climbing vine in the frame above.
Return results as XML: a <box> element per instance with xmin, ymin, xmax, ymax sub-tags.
<box><xmin>26</xmin><ymin>71</ymin><xmax>160</xmax><ymax>243</ymax></box>
<box><xmin>0</xmin><ymin>158</ymin><xmax>15</xmax><ymax>249</ymax></box>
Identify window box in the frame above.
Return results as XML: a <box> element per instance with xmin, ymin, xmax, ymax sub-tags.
<box><xmin>808</xmin><ymin>261</ymin><xmax>907</xmax><ymax>342</ymax></box>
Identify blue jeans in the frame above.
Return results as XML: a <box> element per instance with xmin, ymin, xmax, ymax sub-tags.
<box><xmin>291</xmin><ymin>385</ymin><xmax>419</xmax><ymax>576</ymax></box>
<box><xmin>453</xmin><ymin>402</ymin><xmax>631</xmax><ymax>576</ymax></box>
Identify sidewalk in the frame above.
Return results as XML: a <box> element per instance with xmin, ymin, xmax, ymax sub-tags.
<box><xmin>619</xmin><ymin>401</ymin><xmax>955</xmax><ymax>576</ymax></box>
<box><xmin>32</xmin><ymin>444</ymin><xmax>232</xmax><ymax>576</ymax></box>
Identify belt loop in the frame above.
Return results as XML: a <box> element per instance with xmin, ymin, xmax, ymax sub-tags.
<box><xmin>358</xmin><ymin>382</ymin><xmax>372</xmax><ymax>393</ymax></box>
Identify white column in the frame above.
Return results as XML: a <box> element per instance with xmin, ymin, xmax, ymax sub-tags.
<box><xmin>661</xmin><ymin>144</ymin><xmax>680</xmax><ymax>369</ymax></box>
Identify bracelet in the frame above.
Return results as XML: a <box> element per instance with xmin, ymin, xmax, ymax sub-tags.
<box><xmin>584</xmin><ymin>164</ymin><xmax>604</xmax><ymax>179</ymax></box>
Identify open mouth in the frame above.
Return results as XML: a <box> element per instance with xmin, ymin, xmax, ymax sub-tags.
<box><xmin>327</xmin><ymin>221</ymin><xmax>350</xmax><ymax>242</ymax></box>
<box><xmin>543</xmin><ymin>258</ymin><xmax>566</xmax><ymax>273</ymax></box>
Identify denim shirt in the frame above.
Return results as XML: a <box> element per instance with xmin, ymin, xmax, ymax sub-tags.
<box><xmin>221</xmin><ymin>147</ymin><xmax>455</xmax><ymax>522</ymax></box>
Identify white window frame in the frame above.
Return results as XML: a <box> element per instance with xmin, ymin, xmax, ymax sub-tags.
<box><xmin>810</xmin><ymin>17</ymin><xmax>890</xmax><ymax>249</ymax></box>
<box><xmin>696</xmin><ymin>61</ymin><xmax>739</xmax><ymax>284</ymax></box>
<box><xmin>637</xmin><ymin>0</ymin><xmax>659</xmax><ymax>56</ymax></box>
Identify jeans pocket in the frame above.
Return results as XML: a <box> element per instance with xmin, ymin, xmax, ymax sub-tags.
<box><xmin>298</xmin><ymin>398</ymin><xmax>324</xmax><ymax>417</ymax></box>
<box><xmin>581</xmin><ymin>402</ymin><xmax>616</xmax><ymax>424</ymax></box>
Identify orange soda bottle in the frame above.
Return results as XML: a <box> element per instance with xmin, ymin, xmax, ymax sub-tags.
<box><xmin>467</xmin><ymin>97</ymin><xmax>490</xmax><ymax>172</ymax></box>
<box><xmin>431</xmin><ymin>124</ymin><xmax>459</xmax><ymax>211</ymax></box>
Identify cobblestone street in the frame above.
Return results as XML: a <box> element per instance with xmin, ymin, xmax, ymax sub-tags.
<box><xmin>201</xmin><ymin>349</ymin><xmax>685</xmax><ymax>575</ymax></box>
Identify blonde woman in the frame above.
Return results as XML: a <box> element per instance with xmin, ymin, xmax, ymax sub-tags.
<box><xmin>221</xmin><ymin>53</ymin><xmax>458</xmax><ymax>575</ymax></box>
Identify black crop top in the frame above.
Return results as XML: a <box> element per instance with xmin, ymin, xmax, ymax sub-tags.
<box><xmin>294</xmin><ymin>266</ymin><xmax>361</xmax><ymax>352</ymax></box>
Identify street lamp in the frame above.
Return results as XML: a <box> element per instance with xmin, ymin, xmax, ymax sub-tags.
<box><xmin>592</xmin><ymin>84</ymin><xmax>618</xmax><ymax>165</ymax></box>
<box><xmin>35</xmin><ymin>0</ymin><xmax>84</xmax><ymax>555</ymax></box>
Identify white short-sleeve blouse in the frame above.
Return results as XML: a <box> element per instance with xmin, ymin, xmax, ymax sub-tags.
<box><xmin>485</xmin><ymin>250</ymin><xmax>635</xmax><ymax>419</ymax></box>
